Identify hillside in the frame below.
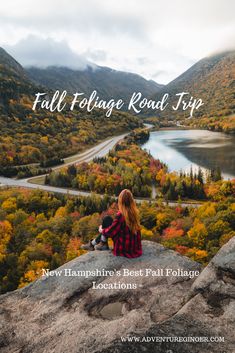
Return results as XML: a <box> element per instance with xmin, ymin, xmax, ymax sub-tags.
<box><xmin>0</xmin><ymin>48</ymin><xmax>141</xmax><ymax>172</ymax></box>
<box><xmin>152</xmin><ymin>51</ymin><xmax>235</xmax><ymax>120</ymax></box>
<box><xmin>0</xmin><ymin>238</ymin><xmax>234</xmax><ymax>353</ymax></box>
<box><xmin>0</xmin><ymin>186</ymin><xmax>234</xmax><ymax>294</ymax></box>
<box><xmin>0</xmin><ymin>47</ymin><xmax>38</xmax><ymax>114</ymax></box>
<box><xmin>26</xmin><ymin>65</ymin><xmax>163</xmax><ymax>101</ymax></box>
<box><xmin>0</xmin><ymin>47</ymin><xmax>25</xmax><ymax>77</ymax></box>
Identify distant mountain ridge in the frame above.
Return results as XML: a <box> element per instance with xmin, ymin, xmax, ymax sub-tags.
<box><xmin>0</xmin><ymin>48</ymin><xmax>38</xmax><ymax>115</ymax></box>
<box><xmin>1</xmin><ymin>46</ymin><xmax>234</xmax><ymax>121</ymax></box>
<box><xmin>26</xmin><ymin>65</ymin><xmax>163</xmax><ymax>101</ymax></box>
<box><xmin>151</xmin><ymin>50</ymin><xmax>235</xmax><ymax>119</ymax></box>
<box><xmin>0</xmin><ymin>46</ymin><xmax>163</xmax><ymax>112</ymax></box>
<box><xmin>0</xmin><ymin>47</ymin><xmax>142</xmax><ymax>170</ymax></box>
<box><xmin>0</xmin><ymin>47</ymin><xmax>25</xmax><ymax>76</ymax></box>
<box><xmin>0</xmin><ymin>46</ymin><xmax>162</xmax><ymax>112</ymax></box>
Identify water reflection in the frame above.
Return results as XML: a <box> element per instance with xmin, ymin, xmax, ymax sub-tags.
<box><xmin>142</xmin><ymin>130</ymin><xmax>235</xmax><ymax>179</ymax></box>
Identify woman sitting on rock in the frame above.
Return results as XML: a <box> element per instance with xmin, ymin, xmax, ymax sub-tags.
<box><xmin>82</xmin><ymin>189</ymin><xmax>142</xmax><ymax>258</ymax></box>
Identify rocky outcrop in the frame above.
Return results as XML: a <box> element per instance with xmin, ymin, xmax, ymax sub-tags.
<box><xmin>0</xmin><ymin>239</ymin><xmax>234</xmax><ymax>353</ymax></box>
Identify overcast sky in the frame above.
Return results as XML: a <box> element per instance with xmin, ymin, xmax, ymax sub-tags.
<box><xmin>0</xmin><ymin>0</ymin><xmax>234</xmax><ymax>83</ymax></box>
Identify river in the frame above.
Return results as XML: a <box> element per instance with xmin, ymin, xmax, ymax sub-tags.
<box><xmin>142</xmin><ymin>129</ymin><xmax>235</xmax><ymax>179</ymax></box>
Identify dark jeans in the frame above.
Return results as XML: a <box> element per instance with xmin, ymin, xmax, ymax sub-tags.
<box><xmin>95</xmin><ymin>233</ymin><xmax>102</xmax><ymax>243</ymax></box>
<box><xmin>95</xmin><ymin>215</ymin><xmax>113</xmax><ymax>243</ymax></box>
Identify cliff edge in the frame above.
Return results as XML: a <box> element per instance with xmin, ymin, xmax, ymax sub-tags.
<box><xmin>0</xmin><ymin>239</ymin><xmax>234</xmax><ymax>353</ymax></box>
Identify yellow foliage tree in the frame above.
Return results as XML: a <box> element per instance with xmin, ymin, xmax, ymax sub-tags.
<box><xmin>55</xmin><ymin>206</ymin><xmax>67</xmax><ymax>218</ymax></box>
<box><xmin>187</xmin><ymin>248</ymin><xmax>208</xmax><ymax>262</ymax></box>
<box><xmin>66</xmin><ymin>237</ymin><xmax>86</xmax><ymax>261</ymax></box>
<box><xmin>141</xmin><ymin>226</ymin><xmax>154</xmax><ymax>238</ymax></box>
<box><xmin>2</xmin><ymin>197</ymin><xmax>17</xmax><ymax>213</ymax></box>
<box><xmin>18</xmin><ymin>260</ymin><xmax>49</xmax><ymax>288</ymax></box>
<box><xmin>187</xmin><ymin>219</ymin><xmax>208</xmax><ymax>247</ymax></box>
<box><xmin>196</xmin><ymin>202</ymin><xmax>216</xmax><ymax>219</ymax></box>
<box><xmin>0</xmin><ymin>220</ymin><xmax>13</xmax><ymax>262</ymax></box>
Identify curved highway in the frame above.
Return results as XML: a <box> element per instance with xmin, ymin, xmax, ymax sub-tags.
<box><xmin>0</xmin><ymin>125</ymin><xmax>202</xmax><ymax>207</ymax></box>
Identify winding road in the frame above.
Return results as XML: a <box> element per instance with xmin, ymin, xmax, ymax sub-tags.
<box><xmin>0</xmin><ymin>125</ymin><xmax>202</xmax><ymax>208</ymax></box>
<box><xmin>0</xmin><ymin>133</ymin><xmax>127</xmax><ymax>195</ymax></box>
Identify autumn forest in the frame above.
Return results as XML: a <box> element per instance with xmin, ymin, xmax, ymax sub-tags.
<box><xmin>0</xmin><ymin>47</ymin><xmax>235</xmax><ymax>294</ymax></box>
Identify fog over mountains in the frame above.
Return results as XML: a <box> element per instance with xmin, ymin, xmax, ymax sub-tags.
<box><xmin>26</xmin><ymin>65</ymin><xmax>163</xmax><ymax>101</ymax></box>
<box><xmin>1</xmin><ymin>46</ymin><xmax>234</xmax><ymax>119</ymax></box>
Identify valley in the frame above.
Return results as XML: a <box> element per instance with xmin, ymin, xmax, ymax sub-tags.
<box><xmin>0</xmin><ymin>46</ymin><xmax>234</xmax><ymax>297</ymax></box>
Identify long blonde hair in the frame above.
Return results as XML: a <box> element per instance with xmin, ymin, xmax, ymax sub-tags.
<box><xmin>118</xmin><ymin>189</ymin><xmax>140</xmax><ymax>234</ymax></box>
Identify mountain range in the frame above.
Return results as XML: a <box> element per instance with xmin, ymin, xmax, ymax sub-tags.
<box><xmin>152</xmin><ymin>50</ymin><xmax>235</xmax><ymax>119</ymax></box>
<box><xmin>26</xmin><ymin>65</ymin><xmax>163</xmax><ymax>101</ymax></box>
<box><xmin>25</xmin><ymin>50</ymin><xmax>235</xmax><ymax>120</ymax></box>
<box><xmin>0</xmin><ymin>47</ymin><xmax>142</xmax><ymax>170</ymax></box>
<box><xmin>1</xmin><ymin>46</ymin><xmax>234</xmax><ymax>120</ymax></box>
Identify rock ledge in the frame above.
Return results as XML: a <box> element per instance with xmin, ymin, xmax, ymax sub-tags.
<box><xmin>0</xmin><ymin>239</ymin><xmax>234</xmax><ymax>353</ymax></box>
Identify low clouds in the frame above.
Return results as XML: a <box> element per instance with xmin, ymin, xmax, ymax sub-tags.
<box><xmin>84</xmin><ymin>49</ymin><xmax>107</xmax><ymax>63</ymax></box>
<box><xmin>0</xmin><ymin>0</ymin><xmax>234</xmax><ymax>83</ymax></box>
<box><xmin>5</xmin><ymin>36</ymin><xmax>93</xmax><ymax>69</ymax></box>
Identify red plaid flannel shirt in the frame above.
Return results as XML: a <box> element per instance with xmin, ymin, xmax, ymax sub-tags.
<box><xmin>102</xmin><ymin>211</ymin><xmax>142</xmax><ymax>258</ymax></box>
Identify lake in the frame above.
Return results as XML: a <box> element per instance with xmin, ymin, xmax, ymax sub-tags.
<box><xmin>141</xmin><ymin>129</ymin><xmax>235</xmax><ymax>179</ymax></box>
